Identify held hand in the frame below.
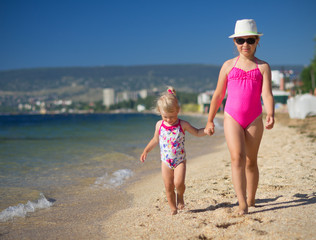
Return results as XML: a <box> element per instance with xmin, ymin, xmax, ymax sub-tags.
<box><xmin>204</xmin><ymin>121</ymin><xmax>215</xmax><ymax>136</ymax></box>
<box><xmin>200</xmin><ymin>128</ymin><xmax>207</xmax><ymax>136</ymax></box>
<box><xmin>265</xmin><ymin>115</ymin><xmax>274</xmax><ymax>129</ymax></box>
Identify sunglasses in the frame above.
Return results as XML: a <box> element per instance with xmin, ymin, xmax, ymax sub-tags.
<box><xmin>235</xmin><ymin>38</ymin><xmax>257</xmax><ymax>45</ymax></box>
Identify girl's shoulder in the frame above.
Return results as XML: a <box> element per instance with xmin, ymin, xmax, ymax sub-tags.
<box><xmin>222</xmin><ymin>57</ymin><xmax>237</xmax><ymax>74</ymax></box>
<box><xmin>156</xmin><ymin>119</ymin><xmax>163</xmax><ymax>125</ymax></box>
<box><xmin>179</xmin><ymin>118</ymin><xmax>186</xmax><ymax>124</ymax></box>
<box><xmin>155</xmin><ymin>120</ymin><xmax>163</xmax><ymax>129</ymax></box>
<box><xmin>256</xmin><ymin>58</ymin><xmax>271</xmax><ymax>70</ymax></box>
<box><xmin>179</xmin><ymin>119</ymin><xmax>191</xmax><ymax>129</ymax></box>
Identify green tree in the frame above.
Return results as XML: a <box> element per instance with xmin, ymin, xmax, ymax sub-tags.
<box><xmin>300</xmin><ymin>37</ymin><xmax>316</xmax><ymax>93</ymax></box>
<box><xmin>136</xmin><ymin>95</ymin><xmax>156</xmax><ymax>110</ymax></box>
<box><xmin>94</xmin><ymin>101</ymin><xmax>106</xmax><ymax>112</ymax></box>
<box><xmin>177</xmin><ymin>92</ymin><xmax>198</xmax><ymax>104</ymax></box>
<box><xmin>300</xmin><ymin>66</ymin><xmax>314</xmax><ymax>93</ymax></box>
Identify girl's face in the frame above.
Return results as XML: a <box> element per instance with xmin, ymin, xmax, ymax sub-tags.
<box><xmin>160</xmin><ymin>110</ymin><xmax>179</xmax><ymax>126</ymax></box>
<box><xmin>234</xmin><ymin>36</ymin><xmax>259</xmax><ymax>57</ymax></box>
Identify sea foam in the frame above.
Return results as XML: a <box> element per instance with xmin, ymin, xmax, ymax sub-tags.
<box><xmin>0</xmin><ymin>193</ymin><xmax>53</xmax><ymax>222</ymax></box>
<box><xmin>94</xmin><ymin>169</ymin><xmax>133</xmax><ymax>188</ymax></box>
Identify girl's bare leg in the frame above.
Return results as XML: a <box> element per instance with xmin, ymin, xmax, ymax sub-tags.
<box><xmin>224</xmin><ymin>113</ymin><xmax>248</xmax><ymax>214</ymax></box>
<box><xmin>245</xmin><ymin>116</ymin><xmax>263</xmax><ymax>207</ymax></box>
<box><xmin>174</xmin><ymin>161</ymin><xmax>186</xmax><ymax>210</ymax></box>
<box><xmin>161</xmin><ymin>162</ymin><xmax>177</xmax><ymax>215</ymax></box>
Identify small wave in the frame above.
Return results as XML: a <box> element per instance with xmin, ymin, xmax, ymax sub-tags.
<box><xmin>94</xmin><ymin>169</ymin><xmax>133</xmax><ymax>188</ymax></box>
<box><xmin>0</xmin><ymin>193</ymin><xmax>54</xmax><ymax>222</ymax></box>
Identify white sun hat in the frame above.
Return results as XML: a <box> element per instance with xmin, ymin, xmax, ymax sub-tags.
<box><xmin>229</xmin><ymin>19</ymin><xmax>263</xmax><ymax>38</ymax></box>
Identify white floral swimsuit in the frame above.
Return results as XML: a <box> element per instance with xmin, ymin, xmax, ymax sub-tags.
<box><xmin>159</xmin><ymin>120</ymin><xmax>186</xmax><ymax>169</ymax></box>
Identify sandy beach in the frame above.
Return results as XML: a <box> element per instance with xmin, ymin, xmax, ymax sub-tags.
<box><xmin>1</xmin><ymin>113</ymin><xmax>315</xmax><ymax>240</ymax></box>
<box><xmin>102</xmin><ymin>113</ymin><xmax>316</xmax><ymax>240</ymax></box>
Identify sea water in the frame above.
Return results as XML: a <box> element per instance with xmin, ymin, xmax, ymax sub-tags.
<box><xmin>0</xmin><ymin>113</ymin><xmax>223</xmax><ymax>222</ymax></box>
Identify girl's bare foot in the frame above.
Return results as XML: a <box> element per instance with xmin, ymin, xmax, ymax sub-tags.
<box><xmin>177</xmin><ymin>195</ymin><xmax>185</xmax><ymax>210</ymax></box>
<box><xmin>170</xmin><ymin>209</ymin><xmax>177</xmax><ymax>215</ymax></box>
<box><xmin>247</xmin><ymin>199</ymin><xmax>256</xmax><ymax>207</ymax></box>
<box><xmin>237</xmin><ymin>202</ymin><xmax>248</xmax><ymax>215</ymax></box>
<box><xmin>177</xmin><ymin>203</ymin><xmax>185</xmax><ymax>210</ymax></box>
<box><xmin>237</xmin><ymin>208</ymin><xmax>248</xmax><ymax>215</ymax></box>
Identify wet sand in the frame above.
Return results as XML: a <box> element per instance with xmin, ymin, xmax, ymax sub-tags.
<box><xmin>1</xmin><ymin>113</ymin><xmax>315</xmax><ymax>239</ymax></box>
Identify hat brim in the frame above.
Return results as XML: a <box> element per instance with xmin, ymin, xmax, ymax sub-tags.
<box><xmin>228</xmin><ymin>32</ymin><xmax>263</xmax><ymax>38</ymax></box>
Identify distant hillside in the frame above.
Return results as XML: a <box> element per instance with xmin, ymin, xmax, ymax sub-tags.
<box><xmin>270</xmin><ymin>65</ymin><xmax>304</xmax><ymax>74</ymax></box>
<box><xmin>0</xmin><ymin>64</ymin><xmax>304</xmax><ymax>102</ymax></box>
<box><xmin>0</xmin><ymin>64</ymin><xmax>222</xmax><ymax>92</ymax></box>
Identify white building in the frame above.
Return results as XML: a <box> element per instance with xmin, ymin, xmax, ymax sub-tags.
<box><xmin>102</xmin><ymin>88</ymin><xmax>154</xmax><ymax>109</ymax></box>
<box><xmin>271</xmin><ymin>70</ymin><xmax>284</xmax><ymax>86</ymax></box>
<box><xmin>103</xmin><ymin>88</ymin><xmax>115</xmax><ymax>108</ymax></box>
<box><xmin>197</xmin><ymin>90</ymin><xmax>214</xmax><ymax>113</ymax></box>
<box><xmin>197</xmin><ymin>90</ymin><xmax>228</xmax><ymax>113</ymax></box>
<box><xmin>197</xmin><ymin>91</ymin><xmax>213</xmax><ymax>105</ymax></box>
<box><xmin>137</xmin><ymin>104</ymin><xmax>146</xmax><ymax>112</ymax></box>
<box><xmin>138</xmin><ymin>89</ymin><xmax>148</xmax><ymax>99</ymax></box>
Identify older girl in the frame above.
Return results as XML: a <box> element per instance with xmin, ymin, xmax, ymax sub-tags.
<box><xmin>205</xmin><ymin>19</ymin><xmax>275</xmax><ymax>215</ymax></box>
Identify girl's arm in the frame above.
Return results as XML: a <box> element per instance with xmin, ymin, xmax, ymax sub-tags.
<box><xmin>181</xmin><ymin>120</ymin><xmax>206</xmax><ymax>137</ymax></box>
<box><xmin>140</xmin><ymin>121</ymin><xmax>161</xmax><ymax>162</ymax></box>
<box><xmin>205</xmin><ymin>60</ymin><xmax>230</xmax><ymax>135</ymax></box>
<box><xmin>261</xmin><ymin>62</ymin><xmax>275</xmax><ymax>129</ymax></box>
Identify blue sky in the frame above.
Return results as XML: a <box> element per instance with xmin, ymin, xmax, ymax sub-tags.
<box><xmin>1</xmin><ymin>0</ymin><xmax>315</xmax><ymax>71</ymax></box>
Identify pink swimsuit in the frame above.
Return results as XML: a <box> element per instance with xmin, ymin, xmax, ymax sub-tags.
<box><xmin>225</xmin><ymin>57</ymin><xmax>263</xmax><ymax>129</ymax></box>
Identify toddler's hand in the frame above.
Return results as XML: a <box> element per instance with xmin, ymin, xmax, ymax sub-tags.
<box><xmin>140</xmin><ymin>152</ymin><xmax>147</xmax><ymax>162</ymax></box>
<box><xmin>204</xmin><ymin>122</ymin><xmax>215</xmax><ymax>136</ymax></box>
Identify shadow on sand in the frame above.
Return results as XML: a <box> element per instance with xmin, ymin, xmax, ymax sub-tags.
<box><xmin>187</xmin><ymin>193</ymin><xmax>316</xmax><ymax>214</ymax></box>
<box><xmin>250</xmin><ymin>192</ymin><xmax>316</xmax><ymax>214</ymax></box>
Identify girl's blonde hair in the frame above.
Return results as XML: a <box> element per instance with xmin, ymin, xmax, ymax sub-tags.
<box><xmin>156</xmin><ymin>87</ymin><xmax>180</xmax><ymax>114</ymax></box>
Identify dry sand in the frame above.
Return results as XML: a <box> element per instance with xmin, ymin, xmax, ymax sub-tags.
<box><xmin>1</xmin><ymin>113</ymin><xmax>315</xmax><ymax>240</ymax></box>
<box><xmin>103</xmin><ymin>113</ymin><xmax>316</xmax><ymax>240</ymax></box>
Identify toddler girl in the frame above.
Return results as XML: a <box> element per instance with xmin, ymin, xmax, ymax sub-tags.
<box><xmin>140</xmin><ymin>87</ymin><xmax>206</xmax><ymax>215</ymax></box>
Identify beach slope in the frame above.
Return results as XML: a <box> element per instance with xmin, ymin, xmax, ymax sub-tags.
<box><xmin>103</xmin><ymin>114</ymin><xmax>316</xmax><ymax>240</ymax></box>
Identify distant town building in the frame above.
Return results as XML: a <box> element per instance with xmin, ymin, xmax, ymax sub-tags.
<box><xmin>103</xmin><ymin>88</ymin><xmax>115</xmax><ymax>108</ymax></box>
<box><xmin>197</xmin><ymin>91</ymin><xmax>213</xmax><ymax>106</ymax></box>
<box><xmin>271</xmin><ymin>70</ymin><xmax>284</xmax><ymax>89</ymax></box>
<box><xmin>116</xmin><ymin>91</ymin><xmax>130</xmax><ymax>103</ymax></box>
<box><xmin>272</xmin><ymin>69</ymin><xmax>296</xmax><ymax>91</ymax></box>
<box><xmin>103</xmin><ymin>88</ymin><xmax>154</xmax><ymax>108</ymax></box>
<box><xmin>137</xmin><ymin>104</ymin><xmax>146</xmax><ymax>112</ymax></box>
<box><xmin>197</xmin><ymin>90</ymin><xmax>223</xmax><ymax>113</ymax></box>
<box><xmin>138</xmin><ymin>89</ymin><xmax>148</xmax><ymax>99</ymax></box>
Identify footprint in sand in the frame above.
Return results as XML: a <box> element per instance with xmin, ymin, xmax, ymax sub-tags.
<box><xmin>253</xmin><ymin>218</ymin><xmax>263</xmax><ymax>223</ymax></box>
<box><xmin>215</xmin><ymin>222</ymin><xmax>238</xmax><ymax>229</ymax></box>
<box><xmin>252</xmin><ymin>229</ymin><xmax>268</xmax><ymax>236</ymax></box>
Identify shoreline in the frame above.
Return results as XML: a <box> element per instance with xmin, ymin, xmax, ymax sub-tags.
<box><xmin>0</xmin><ymin>113</ymin><xmax>218</xmax><ymax>238</ymax></box>
<box><xmin>1</xmin><ymin>113</ymin><xmax>315</xmax><ymax>239</ymax></box>
<box><xmin>0</xmin><ymin>113</ymin><xmax>211</xmax><ymax>212</ymax></box>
